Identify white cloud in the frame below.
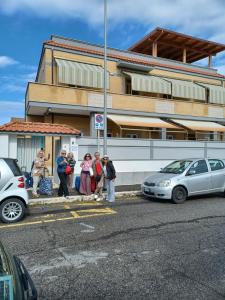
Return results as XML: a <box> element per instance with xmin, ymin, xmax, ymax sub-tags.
<box><xmin>0</xmin><ymin>71</ymin><xmax>36</xmax><ymax>94</ymax></box>
<box><xmin>0</xmin><ymin>56</ymin><xmax>18</xmax><ymax>68</ymax></box>
<box><xmin>0</xmin><ymin>100</ymin><xmax>24</xmax><ymax>125</ymax></box>
<box><xmin>1</xmin><ymin>0</ymin><xmax>225</xmax><ymax>42</ymax></box>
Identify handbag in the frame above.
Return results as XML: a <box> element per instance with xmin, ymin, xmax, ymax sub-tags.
<box><xmin>89</xmin><ymin>167</ymin><xmax>94</xmax><ymax>177</ymax></box>
<box><xmin>65</xmin><ymin>165</ymin><xmax>72</xmax><ymax>175</ymax></box>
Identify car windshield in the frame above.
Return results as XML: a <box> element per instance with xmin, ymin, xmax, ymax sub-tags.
<box><xmin>160</xmin><ymin>160</ymin><xmax>193</xmax><ymax>174</ymax></box>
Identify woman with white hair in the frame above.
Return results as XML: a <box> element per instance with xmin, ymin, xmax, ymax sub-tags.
<box><xmin>102</xmin><ymin>154</ymin><xmax>116</xmax><ymax>202</ymax></box>
<box><xmin>32</xmin><ymin>150</ymin><xmax>50</xmax><ymax>197</ymax></box>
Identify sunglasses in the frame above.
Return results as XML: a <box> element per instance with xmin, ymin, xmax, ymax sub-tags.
<box><xmin>61</xmin><ymin>152</ymin><xmax>66</xmax><ymax>155</ymax></box>
<box><xmin>103</xmin><ymin>158</ymin><xmax>108</xmax><ymax>160</ymax></box>
<box><xmin>85</xmin><ymin>155</ymin><xmax>91</xmax><ymax>158</ymax></box>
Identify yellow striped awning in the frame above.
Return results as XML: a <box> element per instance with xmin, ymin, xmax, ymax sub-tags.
<box><xmin>171</xmin><ymin>119</ymin><xmax>225</xmax><ymax>132</ymax></box>
<box><xmin>166</xmin><ymin>78</ymin><xmax>206</xmax><ymax>101</ymax></box>
<box><xmin>197</xmin><ymin>83</ymin><xmax>225</xmax><ymax>104</ymax></box>
<box><xmin>108</xmin><ymin>114</ymin><xmax>180</xmax><ymax>129</ymax></box>
<box><xmin>55</xmin><ymin>58</ymin><xmax>109</xmax><ymax>89</ymax></box>
<box><xmin>124</xmin><ymin>72</ymin><xmax>171</xmax><ymax>95</ymax></box>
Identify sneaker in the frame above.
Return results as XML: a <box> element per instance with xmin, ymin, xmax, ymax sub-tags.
<box><xmin>94</xmin><ymin>194</ymin><xmax>98</xmax><ymax>200</ymax></box>
<box><xmin>96</xmin><ymin>198</ymin><xmax>102</xmax><ymax>202</ymax></box>
<box><xmin>64</xmin><ymin>196</ymin><xmax>70</xmax><ymax>200</ymax></box>
<box><xmin>32</xmin><ymin>193</ymin><xmax>39</xmax><ymax>198</ymax></box>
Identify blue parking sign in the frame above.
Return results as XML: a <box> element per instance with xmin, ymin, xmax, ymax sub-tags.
<box><xmin>95</xmin><ymin>114</ymin><xmax>104</xmax><ymax>130</ymax></box>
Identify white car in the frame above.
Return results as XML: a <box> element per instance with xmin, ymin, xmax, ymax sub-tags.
<box><xmin>0</xmin><ymin>158</ymin><xmax>28</xmax><ymax>223</ymax></box>
<box><xmin>142</xmin><ymin>158</ymin><xmax>225</xmax><ymax>204</ymax></box>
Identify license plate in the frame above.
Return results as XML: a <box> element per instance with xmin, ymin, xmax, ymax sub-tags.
<box><xmin>144</xmin><ymin>188</ymin><xmax>151</xmax><ymax>193</ymax></box>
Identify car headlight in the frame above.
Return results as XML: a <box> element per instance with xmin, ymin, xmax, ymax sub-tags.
<box><xmin>157</xmin><ymin>180</ymin><xmax>171</xmax><ymax>187</ymax></box>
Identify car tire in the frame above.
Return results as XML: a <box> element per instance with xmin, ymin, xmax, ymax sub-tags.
<box><xmin>172</xmin><ymin>186</ymin><xmax>187</xmax><ymax>204</ymax></box>
<box><xmin>0</xmin><ymin>198</ymin><xmax>26</xmax><ymax>223</ymax></box>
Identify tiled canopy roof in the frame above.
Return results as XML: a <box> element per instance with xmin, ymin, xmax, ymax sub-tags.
<box><xmin>0</xmin><ymin>121</ymin><xmax>81</xmax><ymax>136</ymax></box>
<box><xmin>45</xmin><ymin>40</ymin><xmax>225</xmax><ymax>79</ymax></box>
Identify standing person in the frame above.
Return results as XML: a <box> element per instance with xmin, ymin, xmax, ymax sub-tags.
<box><xmin>102</xmin><ymin>154</ymin><xmax>116</xmax><ymax>202</ymax></box>
<box><xmin>80</xmin><ymin>153</ymin><xmax>93</xmax><ymax>195</ymax></box>
<box><xmin>92</xmin><ymin>152</ymin><xmax>104</xmax><ymax>201</ymax></box>
<box><xmin>57</xmin><ymin>150</ymin><xmax>69</xmax><ymax>198</ymax></box>
<box><xmin>32</xmin><ymin>150</ymin><xmax>50</xmax><ymax>197</ymax></box>
<box><xmin>67</xmin><ymin>152</ymin><xmax>76</xmax><ymax>193</ymax></box>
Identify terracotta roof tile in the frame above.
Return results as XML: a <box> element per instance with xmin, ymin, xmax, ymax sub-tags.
<box><xmin>0</xmin><ymin>121</ymin><xmax>81</xmax><ymax>135</ymax></box>
<box><xmin>45</xmin><ymin>40</ymin><xmax>225</xmax><ymax>79</ymax></box>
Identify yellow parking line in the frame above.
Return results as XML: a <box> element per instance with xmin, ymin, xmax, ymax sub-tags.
<box><xmin>77</xmin><ymin>208</ymin><xmax>115</xmax><ymax>213</ymax></box>
<box><xmin>64</xmin><ymin>204</ymin><xmax>70</xmax><ymax>209</ymax></box>
<box><xmin>0</xmin><ymin>207</ymin><xmax>117</xmax><ymax>229</ymax></box>
<box><xmin>75</xmin><ymin>202</ymin><xmax>102</xmax><ymax>206</ymax></box>
<box><xmin>70</xmin><ymin>211</ymin><xmax>80</xmax><ymax>218</ymax></box>
<box><xmin>78</xmin><ymin>212</ymin><xmax>117</xmax><ymax>219</ymax></box>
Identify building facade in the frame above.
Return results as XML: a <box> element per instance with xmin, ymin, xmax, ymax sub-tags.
<box><xmin>26</xmin><ymin>27</ymin><xmax>225</xmax><ymax>146</ymax></box>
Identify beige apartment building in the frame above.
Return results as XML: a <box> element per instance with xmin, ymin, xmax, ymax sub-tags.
<box><xmin>25</xmin><ymin>27</ymin><xmax>225</xmax><ymax>152</ymax></box>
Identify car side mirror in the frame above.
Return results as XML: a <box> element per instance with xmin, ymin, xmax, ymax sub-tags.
<box><xmin>186</xmin><ymin>169</ymin><xmax>196</xmax><ymax>176</ymax></box>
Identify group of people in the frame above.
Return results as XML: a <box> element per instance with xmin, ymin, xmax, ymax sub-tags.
<box><xmin>31</xmin><ymin>149</ymin><xmax>116</xmax><ymax>202</ymax></box>
<box><xmin>80</xmin><ymin>152</ymin><xmax>116</xmax><ymax>202</ymax></box>
<box><xmin>32</xmin><ymin>150</ymin><xmax>76</xmax><ymax>198</ymax></box>
<box><xmin>57</xmin><ymin>150</ymin><xmax>116</xmax><ymax>202</ymax></box>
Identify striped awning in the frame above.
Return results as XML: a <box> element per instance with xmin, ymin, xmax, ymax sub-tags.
<box><xmin>166</xmin><ymin>78</ymin><xmax>206</xmax><ymax>101</ymax></box>
<box><xmin>55</xmin><ymin>58</ymin><xmax>109</xmax><ymax>89</ymax></box>
<box><xmin>108</xmin><ymin>114</ymin><xmax>180</xmax><ymax>129</ymax></box>
<box><xmin>171</xmin><ymin>119</ymin><xmax>225</xmax><ymax>132</ymax></box>
<box><xmin>124</xmin><ymin>72</ymin><xmax>171</xmax><ymax>95</ymax></box>
<box><xmin>197</xmin><ymin>83</ymin><xmax>225</xmax><ymax>104</ymax></box>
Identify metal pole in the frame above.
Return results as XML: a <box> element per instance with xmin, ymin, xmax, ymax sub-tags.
<box><xmin>97</xmin><ymin>129</ymin><xmax>100</xmax><ymax>153</ymax></box>
<box><xmin>103</xmin><ymin>0</ymin><xmax>107</xmax><ymax>155</ymax></box>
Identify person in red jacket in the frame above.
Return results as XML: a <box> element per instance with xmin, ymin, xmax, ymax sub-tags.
<box><xmin>92</xmin><ymin>152</ymin><xmax>104</xmax><ymax>201</ymax></box>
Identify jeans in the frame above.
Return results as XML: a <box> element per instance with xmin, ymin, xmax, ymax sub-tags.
<box><xmin>105</xmin><ymin>179</ymin><xmax>115</xmax><ymax>202</ymax></box>
<box><xmin>58</xmin><ymin>172</ymin><xmax>69</xmax><ymax>197</ymax></box>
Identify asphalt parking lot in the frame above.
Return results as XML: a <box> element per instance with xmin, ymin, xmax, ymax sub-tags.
<box><xmin>1</xmin><ymin>195</ymin><xmax>225</xmax><ymax>299</ymax></box>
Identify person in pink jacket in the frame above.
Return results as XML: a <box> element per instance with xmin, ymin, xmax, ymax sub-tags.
<box><xmin>79</xmin><ymin>153</ymin><xmax>93</xmax><ymax>195</ymax></box>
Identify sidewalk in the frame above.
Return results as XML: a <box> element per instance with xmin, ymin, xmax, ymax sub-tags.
<box><xmin>28</xmin><ymin>185</ymin><xmax>141</xmax><ymax>206</ymax></box>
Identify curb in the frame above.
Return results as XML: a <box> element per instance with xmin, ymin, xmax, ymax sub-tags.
<box><xmin>28</xmin><ymin>191</ymin><xmax>142</xmax><ymax>206</ymax></box>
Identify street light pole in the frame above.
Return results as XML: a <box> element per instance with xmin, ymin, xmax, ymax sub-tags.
<box><xmin>103</xmin><ymin>0</ymin><xmax>107</xmax><ymax>155</ymax></box>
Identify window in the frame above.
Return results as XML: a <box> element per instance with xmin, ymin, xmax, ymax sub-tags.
<box><xmin>188</xmin><ymin>160</ymin><xmax>208</xmax><ymax>175</ymax></box>
<box><xmin>125</xmin><ymin>78</ymin><xmax>131</xmax><ymax>94</ymax></box>
<box><xmin>161</xmin><ymin>160</ymin><xmax>192</xmax><ymax>174</ymax></box>
<box><xmin>167</xmin><ymin>135</ymin><xmax>174</xmax><ymax>140</ymax></box>
<box><xmin>126</xmin><ymin>134</ymin><xmax>138</xmax><ymax>138</ymax></box>
<box><xmin>208</xmin><ymin>159</ymin><xmax>225</xmax><ymax>171</ymax></box>
<box><xmin>4</xmin><ymin>159</ymin><xmax>22</xmax><ymax>176</ymax></box>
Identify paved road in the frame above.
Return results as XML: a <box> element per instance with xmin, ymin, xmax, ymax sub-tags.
<box><xmin>1</xmin><ymin>195</ymin><xmax>225</xmax><ymax>300</ymax></box>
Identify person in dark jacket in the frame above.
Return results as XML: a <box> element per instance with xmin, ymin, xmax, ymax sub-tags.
<box><xmin>102</xmin><ymin>154</ymin><xmax>116</xmax><ymax>202</ymax></box>
<box><xmin>57</xmin><ymin>150</ymin><xmax>69</xmax><ymax>198</ymax></box>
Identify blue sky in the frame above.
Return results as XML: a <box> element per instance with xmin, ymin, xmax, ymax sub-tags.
<box><xmin>0</xmin><ymin>0</ymin><xmax>225</xmax><ymax>125</ymax></box>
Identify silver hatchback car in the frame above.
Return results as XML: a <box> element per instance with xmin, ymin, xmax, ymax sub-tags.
<box><xmin>142</xmin><ymin>158</ymin><xmax>225</xmax><ymax>204</ymax></box>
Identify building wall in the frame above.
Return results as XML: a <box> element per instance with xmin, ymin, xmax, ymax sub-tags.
<box><xmin>53</xmin><ymin>114</ymin><xmax>90</xmax><ymax>136</ymax></box>
<box><xmin>74</xmin><ymin>137</ymin><xmax>225</xmax><ymax>186</ymax></box>
<box><xmin>0</xmin><ymin>135</ymin><xmax>9</xmax><ymax>157</ymax></box>
<box><xmin>26</xmin><ymin>115</ymin><xmax>44</xmax><ymax>122</ymax></box>
<box><xmin>27</xmin><ymin>82</ymin><xmax>225</xmax><ymax>120</ymax></box>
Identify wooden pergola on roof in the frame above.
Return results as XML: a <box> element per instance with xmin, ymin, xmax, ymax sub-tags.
<box><xmin>129</xmin><ymin>27</ymin><xmax>225</xmax><ymax>66</ymax></box>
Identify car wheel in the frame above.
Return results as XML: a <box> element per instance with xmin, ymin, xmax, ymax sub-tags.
<box><xmin>0</xmin><ymin>198</ymin><xmax>25</xmax><ymax>223</ymax></box>
<box><xmin>172</xmin><ymin>186</ymin><xmax>187</xmax><ymax>204</ymax></box>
